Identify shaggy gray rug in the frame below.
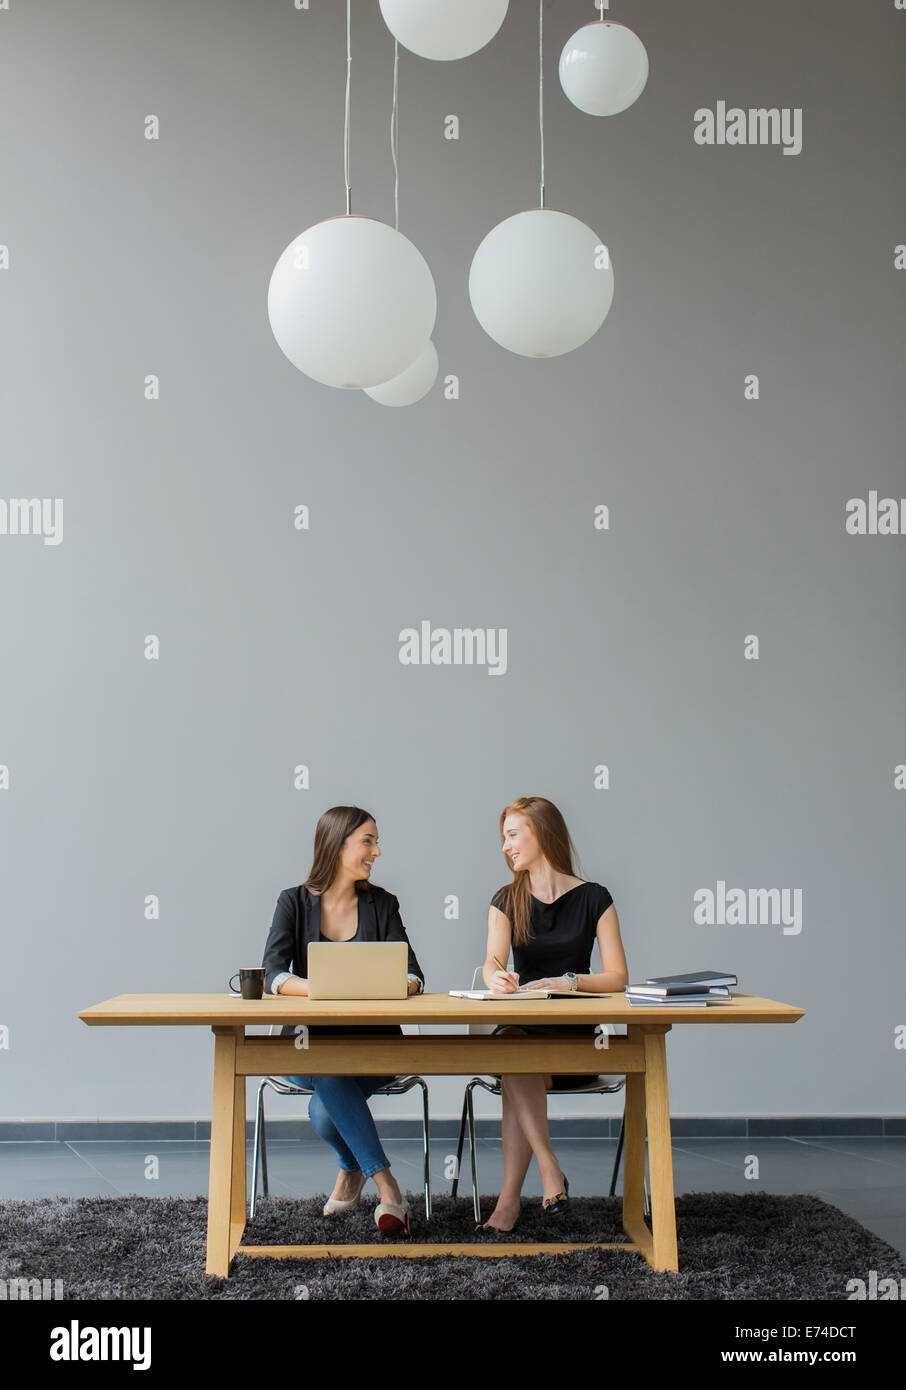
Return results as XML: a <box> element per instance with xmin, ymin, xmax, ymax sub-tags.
<box><xmin>1</xmin><ymin>1192</ymin><xmax>903</xmax><ymax>1300</ymax></box>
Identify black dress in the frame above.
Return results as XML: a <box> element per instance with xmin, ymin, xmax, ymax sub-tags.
<box><xmin>489</xmin><ymin>880</ymin><xmax>615</xmax><ymax>1089</ymax></box>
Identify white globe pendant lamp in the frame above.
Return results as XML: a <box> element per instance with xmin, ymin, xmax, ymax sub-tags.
<box><xmin>379</xmin><ymin>0</ymin><xmax>508</xmax><ymax>61</ymax></box>
<box><xmin>365</xmin><ymin>339</ymin><xmax>438</xmax><ymax>406</ymax></box>
<box><xmin>267</xmin><ymin>3</ymin><xmax>436</xmax><ymax>391</ymax></box>
<box><xmin>269</xmin><ymin>218</ymin><xmax>434</xmax><ymax>389</ymax></box>
<box><xmin>559</xmin><ymin>18</ymin><xmax>649</xmax><ymax>117</ymax></box>
<box><xmin>469</xmin><ymin>0</ymin><xmax>614</xmax><ymax>359</ymax></box>
<box><xmin>470</xmin><ymin>210</ymin><xmax>612</xmax><ymax>358</ymax></box>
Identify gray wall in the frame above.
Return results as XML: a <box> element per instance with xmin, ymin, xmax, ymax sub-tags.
<box><xmin>1</xmin><ymin>0</ymin><xmax>903</xmax><ymax>1124</ymax></box>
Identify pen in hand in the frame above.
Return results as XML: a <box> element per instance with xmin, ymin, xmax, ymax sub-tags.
<box><xmin>492</xmin><ymin>954</ymin><xmax>520</xmax><ymax>993</ymax></box>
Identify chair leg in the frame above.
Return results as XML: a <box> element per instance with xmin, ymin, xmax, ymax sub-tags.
<box><xmin>466</xmin><ymin>1081</ymin><xmax>481</xmax><ymax>1226</ymax></box>
<box><xmin>609</xmin><ymin>1107</ymin><xmax>625</xmax><ymax>1197</ymax></box>
<box><xmin>415</xmin><ymin>1078</ymin><xmax>431</xmax><ymax>1221</ymax></box>
<box><xmin>250</xmin><ymin>1080</ymin><xmax>268</xmax><ymax>1219</ymax></box>
<box><xmin>451</xmin><ymin>1091</ymin><xmax>468</xmax><ymax>1199</ymax></box>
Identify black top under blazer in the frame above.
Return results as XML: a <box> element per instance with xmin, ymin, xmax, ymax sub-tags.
<box><xmin>262</xmin><ymin>882</ymin><xmax>425</xmax><ymax>1038</ymax></box>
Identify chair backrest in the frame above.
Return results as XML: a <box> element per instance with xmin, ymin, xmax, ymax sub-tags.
<box><xmin>464</xmin><ymin>969</ymin><xmax>624</xmax><ymax>1090</ymax></box>
<box><xmin>469</xmin><ymin>965</ymin><xmax>499</xmax><ymax>1036</ymax></box>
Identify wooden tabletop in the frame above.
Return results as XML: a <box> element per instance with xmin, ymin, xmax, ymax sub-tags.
<box><xmin>78</xmin><ymin>992</ymin><xmax>805</xmax><ymax>1027</ymax></box>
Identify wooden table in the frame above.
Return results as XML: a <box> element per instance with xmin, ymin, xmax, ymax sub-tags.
<box><xmin>78</xmin><ymin>991</ymin><xmax>804</xmax><ymax>1277</ymax></box>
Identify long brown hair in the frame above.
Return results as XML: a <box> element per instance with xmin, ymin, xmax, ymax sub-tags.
<box><xmin>303</xmin><ymin>806</ymin><xmax>377</xmax><ymax>895</ymax></box>
<box><xmin>497</xmin><ymin>797</ymin><xmax>581</xmax><ymax>948</ymax></box>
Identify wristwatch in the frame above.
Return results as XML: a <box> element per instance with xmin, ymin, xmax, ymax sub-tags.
<box><xmin>565</xmin><ymin>972</ymin><xmax>578</xmax><ymax>992</ymax></box>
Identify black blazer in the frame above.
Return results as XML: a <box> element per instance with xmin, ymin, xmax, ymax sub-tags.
<box><xmin>262</xmin><ymin>883</ymin><xmax>425</xmax><ymax>1038</ymax></box>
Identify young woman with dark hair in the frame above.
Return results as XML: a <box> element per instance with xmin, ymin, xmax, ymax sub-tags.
<box><xmin>262</xmin><ymin>806</ymin><xmax>424</xmax><ymax>1238</ymax></box>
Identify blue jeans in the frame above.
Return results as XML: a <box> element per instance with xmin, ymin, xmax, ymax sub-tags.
<box><xmin>287</xmin><ymin>1074</ymin><xmax>395</xmax><ymax>1179</ymax></box>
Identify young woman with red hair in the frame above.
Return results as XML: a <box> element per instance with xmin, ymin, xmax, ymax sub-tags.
<box><xmin>481</xmin><ymin>796</ymin><xmax>629</xmax><ymax>1233</ymax></box>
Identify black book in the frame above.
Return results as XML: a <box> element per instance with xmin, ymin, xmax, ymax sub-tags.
<box><xmin>638</xmin><ymin>970</ymin><xmax>738</xmax><ymax>995</ymax></box>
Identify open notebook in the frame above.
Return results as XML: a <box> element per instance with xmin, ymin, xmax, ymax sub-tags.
<box><xmin>448</xmin><ymin>988</ymin><xmax>603</xmax><ymax>1000</ymax></box>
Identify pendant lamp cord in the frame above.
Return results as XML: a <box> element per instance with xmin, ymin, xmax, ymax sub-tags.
<box><xmin>344</xmin><ymin>0</ymin><xmax>352</xmax><ymax>214</ymax></box>
<box><xmin>538</xmin><ymin>0</ymin><xmax>545</xmax><ymax>208</ymax></box>
<box><xmin>391</xmin><ymin>40</ymin><xmax>400</xmax><ymax>230</ymax></box>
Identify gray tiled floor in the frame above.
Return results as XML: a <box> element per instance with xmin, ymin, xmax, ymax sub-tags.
<box><xmin>1</xmin><ymin>1136</ymin><xmax>904</xmax><ymax>1258</ymax></box>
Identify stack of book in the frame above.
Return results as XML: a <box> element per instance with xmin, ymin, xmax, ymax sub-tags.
<box><xmin>625</xmin><ymin>970</ymin><xmax>737</xmax><ymax>1006</ymax></box>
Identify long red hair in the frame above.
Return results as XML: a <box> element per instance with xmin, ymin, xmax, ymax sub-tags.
<box><xmin>496</xmin><ymin>797</ymin><xmax>581</xmax><ymax>947</ymax></box>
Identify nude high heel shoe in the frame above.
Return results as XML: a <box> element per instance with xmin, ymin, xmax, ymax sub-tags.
<box><xmin>374</xmin><ymin>1198</ymin><xmax>411</xmax><ymax>1237</ymax></box>
<box><xmin>322</xmin><ymin>1170</ymin><xmax>368</xmax><ymax>1216</ymax></box>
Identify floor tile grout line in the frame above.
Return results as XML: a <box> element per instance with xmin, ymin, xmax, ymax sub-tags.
<box><xmin>62</xmin><ymin>1141</ymin><xmax>123</xmax><ymax>1195</ymax></box>
<box><xmin>668</xmin><ymin>1143</ymin><xmax>747</xmax><ymax>1173</ymax></box>
<box><xmin>783</xmin><ymin>1135</ymin><xmax>906</xmax><ymax>1171</ymax></box>
<box><xmin>811</xmin><ymin>1187</ymin><xmax>906</xmax><ymax>1218</ymax></box>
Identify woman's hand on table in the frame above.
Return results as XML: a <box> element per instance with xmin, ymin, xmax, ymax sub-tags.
<box><xmin>407</xmin><ymin>977</ymin><xmax>422</xmax><ymax>996</ymax></box>
<box><xmin>520</xmin><ymin>976</ymin><xmax>570</xmax><ymax>992</ymax></box>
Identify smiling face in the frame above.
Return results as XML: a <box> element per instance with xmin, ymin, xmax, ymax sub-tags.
<box><xmin>338</xmin><ymin>818</ymin><xmax>380</xmax><ymax>883</ymax></box>
<box><xmin>502</xmin><ymin>813</ymin><xmax>541</xmax><ymax>874</ymax></box>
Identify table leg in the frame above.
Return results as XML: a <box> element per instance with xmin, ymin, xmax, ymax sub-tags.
<box><xmin>642</xmin><ymin>1028</ymin><xmax>678</xmax><ymax>1271</ymax></box>
<box><xmin>206</xmin><ymin>1027</ymin><xmax>242</xmax><ymax>1277</ymax></box>
<box><xmin>621</xmin><ymin>1057</ymin><xmax>647</xmax><ymax>1228</ymax></box>
<box><xmin>620</xmin><ymin>1026</ymin><xmax>678</xmax><ymax>1272</ymax></box>
<box><xmin>230</xmin><ymin>1070</ymin><xmax>247</xmax><ymax>1258</ymax></box>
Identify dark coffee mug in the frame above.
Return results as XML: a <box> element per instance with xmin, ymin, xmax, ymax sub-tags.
<box><xmin>229</xmin><ymin>968</ymin><xmax>265</xmax><ymax>1000</ymax></box>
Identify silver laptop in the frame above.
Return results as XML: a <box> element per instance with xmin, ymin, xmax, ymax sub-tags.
<box><xmin>306</xmin><ymin>941</ymin><xmax>409</xmax><ymax>1000</ymax></box>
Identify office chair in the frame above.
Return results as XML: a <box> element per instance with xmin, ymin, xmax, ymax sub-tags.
<box><xmin>250</xmin><ymin>1023</ymin><xmax>431</xmax><ymax>1220</ymax></box>
<box><xmin>450</xmin><ymin>968</ymin><xmax>651</xmax><ymax>1223</ymax></box>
